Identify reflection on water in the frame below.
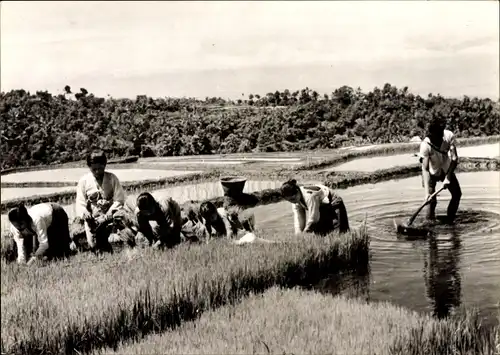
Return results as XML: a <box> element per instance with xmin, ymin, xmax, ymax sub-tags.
<box><xmin>324</xmin><ymin>152</ymin><xmax>418</xmax><ymax>172</ymax></box>
<box><xmin>424</xmin><ymin>229</ymin><xmax>462</xmax><ymax>319</ymax></box>
<box><xmin>313</xmin><ymin>267</ymin><xmax>371</xmax><ymax>302</ymax></box>
<box><xmin>314</xmin><ymin>225</ymin><xmax>468</xmax><ymax>323</ymax></box>
<box><xmin>314</xmin><ymin>230</ymin><xmax>466</xmax><ymax>322</ymax></box>
<box><xmin>150</xmin><ymin>180</ymin><xmax>283</xmax><ymax>203</ymax></box>
<box><xmin>0</xmin><ymin>168</ymin><xmax>200</xmax><ymax>183</ymax></box>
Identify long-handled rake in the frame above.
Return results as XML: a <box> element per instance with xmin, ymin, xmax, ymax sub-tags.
<box><xmin>394</xmin><ymin>186</ymin><xmax>446</xmax><ymax>237</ymax></box>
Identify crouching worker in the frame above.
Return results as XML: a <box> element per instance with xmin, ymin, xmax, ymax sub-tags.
<box><xmin>418</xmin><ymin>117</ymin><xmax>461</xmax><ymax>223</ymax></box>
<box><xmin>134</xmin><ymin>192</ymin><xmax>183</xmax><ymax>249</ymax></box>
<box><xmin>8</xmin><ymin>203</ymin><xmax>74</xmax><ymax>265</ymax></box>
<box><xmin>280</xmin><ymin>179</ymin><xmax>350</xmax><ymax>235</ymax></box>
<box><xmin>179</xmin><ymin>203</ymin><xmax>211</xmax><ymax>243</ymax></box>
<box><xmin>199</xmin><ymin>201</ymin><xmax>255</xmax><ymax>240</ymax></box>
<box><xmin>75</xmin><ymin>150</ymin><xmax>134</xmax><ymax>253</ymax></box>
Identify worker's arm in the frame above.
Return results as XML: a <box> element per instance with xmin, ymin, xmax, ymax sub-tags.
<box><xmin>32</xmin><ymin>215</ymin><xmax>50</xmax><ymax>259</ymax></box>
<box><xmin>444</xmin><ymin>136</ymin><xmax>459</xmax><ymax>187</ymax></box>
<box><xmin>303</xmin><ymin>194</ymin><xmax>321</xmax><ymax>233</ymax></box>
<box><xmin>169</xmin><ymin>199</ymin><xmax>183</xmax><ymax>235</ymax></box>
<box><xmin>75</xmin><ymin>177</ymin><xmax>90</xmax><ymax>219</ymax></box>
<box><xmin>135</xmin><ymin>208</ymin><xmax>156</xmax><ymax>246</ymax></box>
<box><xmin>217</xmin><ymin>208</ymin><xmax>234</xmax><ymax>239</ymax></box>
<box><xmin>11</xmin><ymin>227</ymin><xmax>26</xmax><ymax>264</ymax></box>
<box><xmin>108</xmin><ymin>174</ymin><xmax>126</xmax><ymax>216</ymax></box>
<box><xmin>292</xmin><ymin>204</ymin><xmax>306</xmax><ymax>235</ymax></box>
<box><xmin>420</xmin><ymin>143</ymin><xmax>431</xmax><ymax>200</ymax></box>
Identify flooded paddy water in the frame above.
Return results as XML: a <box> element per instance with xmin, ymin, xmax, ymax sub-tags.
<box><xmin>0</xmin><ymin>187</ymin><xmax>76</xmax><ymax>201</ymax></box>
<box><xmin>325</xmin><ymin>143</ymin><xmax>500</xmax><ymax>172</ymax></box>
<box><xmin>138</xmin><ymin>158</ymin><xmax>305</xmax><ymax>168</ymax></box>
<box><xmin>0</xmin><ymin>168</ymin><xmax>202</xmax><ymax>184</ymax></box>
<box><xmin>249</xmin><ymin>171</ymin><xmax>500</xmax><ymax>326</ymax></box>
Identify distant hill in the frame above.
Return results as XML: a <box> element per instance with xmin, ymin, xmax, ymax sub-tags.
<box><xmin>1</xmin><ymin>83</ymin><xmax>498</xmax><ymax>169</ymax></box>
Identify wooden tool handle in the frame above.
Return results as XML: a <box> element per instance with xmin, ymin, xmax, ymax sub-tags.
<box><xmin>407</xmin><ymin>186</ymin><xmax>446</xmax><ymax>226</ymax></box>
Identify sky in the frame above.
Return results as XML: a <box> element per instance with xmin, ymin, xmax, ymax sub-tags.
<box><xmin>1</xmin><ymin>1</ymin><xmax>499</xmax><ymax>100</ymax></box>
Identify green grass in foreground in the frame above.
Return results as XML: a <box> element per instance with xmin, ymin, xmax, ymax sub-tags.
<box><xmin>1</xmin><ymin>228</ymin><xmax>368</xmax><ymax>355</ymax></box>
<box><xmin>93</xmin><ymin>287</ymin><xmax>499</xmax><ymax>355</ymax></box>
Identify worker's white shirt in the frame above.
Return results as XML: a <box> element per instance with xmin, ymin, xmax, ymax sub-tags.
<box><xmin>10</xmin><ymin>203</ymin><xmax>53</xmax><ymax>263</ymax></box>
<box><xmin>76</xmin><ymin>171</ymin><xmax>125</xmax><ymax>218</ymax></box>
<box><xmin>292</xmin><ymin>184</ymin><xmax>331</xmax><ymax>235</ymax></box>
<box><xmin>418</xmin><ymin>130</ymin><xmax>456</xmax><ymax>176</ymax></box>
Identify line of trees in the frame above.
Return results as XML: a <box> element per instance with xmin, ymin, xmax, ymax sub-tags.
<box><xmin>1</xmin><ymin>84</ymin><xmax>498</xmax><ymax>169</ymax></box>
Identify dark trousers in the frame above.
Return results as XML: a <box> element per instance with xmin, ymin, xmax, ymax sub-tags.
<box><xmin>313</xmin><ymin>192</ymin><xmax>350</xmax><ymax>235</ymax></box>
<box><xmin>24</xmin><ymin>203</ymin><xmax>72</xmax><ymax>260</ymax></box>
<box><xmin>47</xmin><ymin>203</ymin><xmax>72</xmax><ymax>259</ymax></box>
<box><xmin>424</xmin><ymin>172</ymin><xmax>462</xmax><ymax>221</ymax></box>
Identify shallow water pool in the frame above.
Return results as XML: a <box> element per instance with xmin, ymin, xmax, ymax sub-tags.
<box><xmin>0</xmin><ymin>187</ymin><xmax>76</xmax><ymax>202</ymax></box>
<box><xmin>1</xmin><ymin>168</ymin><xmax>202</xmax><ymax>184</ymax></box>
<box><xmin>324</xmin><ymin>143</ymin><xmax>499</xmax><ymax>172</ymax></box>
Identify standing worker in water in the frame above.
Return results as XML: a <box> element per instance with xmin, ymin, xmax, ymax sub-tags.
<box><xmin>418</xmin><ymin>117</ymin><xmax>462</xmax><ymax>223</ymax></box>
<box><xmin>419</xmin><ymin>117</ymin><xmax>462</xmax><ymax>223</ymax></box>
<box><xmin>75</xmin><ymin>150</ymin><xmax>130</xmax><ymax>252</ymax></box>
<box><xmin>280</xmin><ymin>179</ymin><xmax>350</xmax><ymax>235</ymax></box>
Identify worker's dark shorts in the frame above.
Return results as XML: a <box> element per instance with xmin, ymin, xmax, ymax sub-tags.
<box><xmin>47</xmin><ymin>203</ymin><xmax>72</xmax><ymax>258</ymax></box>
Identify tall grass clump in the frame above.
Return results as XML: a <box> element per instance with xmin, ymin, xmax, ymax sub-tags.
<box><xmin>1</xmin><ymin>228</ymin><xmax>369</xmax><ymax>355</ymax></box>
<box><xmin>390</xmin><ymin>310</ymin><xmax>499</xmax><ymax>355</ymax></box>
<box><xmin>90</xmin><ymin>287</ymin><xmax>499</xmax><ymax>355</ymax></box>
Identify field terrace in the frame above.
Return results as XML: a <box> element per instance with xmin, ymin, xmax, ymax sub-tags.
<box><xmin>1</xmin><ymin>136</ymin><xmax>499</xmax><ymax>355</ymax></box>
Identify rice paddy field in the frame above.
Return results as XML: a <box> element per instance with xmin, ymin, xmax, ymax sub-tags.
<box><xmin>1</xmin><ymin>139</ymin><xmax>499</xmax><ymax>355</ymax></box>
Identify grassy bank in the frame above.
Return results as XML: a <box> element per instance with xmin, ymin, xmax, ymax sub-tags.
<box><xmin>0</xmin><ymin>228</ymin><xmax>369</xmax><ymax>355</ymax></box>
<box><xmin>92</xmin><ymin>287</ymin><xmax>499</xmax><ymax>355</ymax></box>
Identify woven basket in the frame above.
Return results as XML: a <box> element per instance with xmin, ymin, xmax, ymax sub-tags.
<box><xmin>220</xmin><ymin>176</ymin><xmax>247</xmax><ymax>196</ymax></box>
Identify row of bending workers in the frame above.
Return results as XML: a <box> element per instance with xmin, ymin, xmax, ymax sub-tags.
<box><xmin>7</xmin><ymin>150</ymin><xmax>349</xmax><ymax>266</ymax></box>
<box><xmin>8</xmin><ymin>151</ymin><xmax>260</xmax><ymax>265</ymax></box>
<box><xmin>7</xmin><ymin>116</ymin><xmax>460</xmax><ymax>266</ymax></box>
